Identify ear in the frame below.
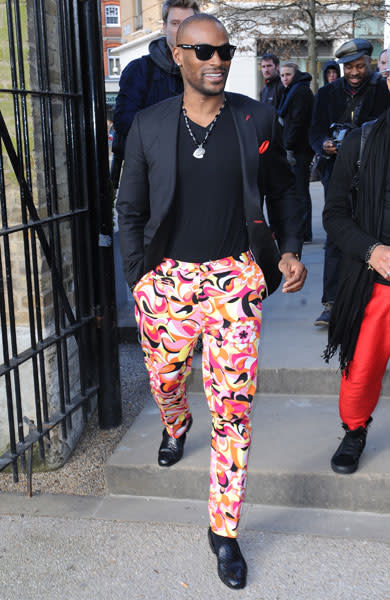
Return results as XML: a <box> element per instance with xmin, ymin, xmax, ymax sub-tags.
<box><xmin>172</xmin><ymin>46</ymin><xmax>181</xmax><ymax>66</ymax></box>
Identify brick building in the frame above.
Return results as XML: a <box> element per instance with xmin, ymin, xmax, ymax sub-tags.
<box><xmin>101</xmin><ymin>0</ymin><xmax>122</xmax><ymax>119</ymax></box>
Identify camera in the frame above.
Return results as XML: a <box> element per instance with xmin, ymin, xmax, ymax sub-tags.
<box><xmin>329</xmin><ymin>122</ymin><xmax>353</xmax><ymax>150</ymax></box>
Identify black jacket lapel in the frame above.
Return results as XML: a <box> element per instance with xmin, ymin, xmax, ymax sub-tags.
<box><xmin>153</xmin><ymin>94</ymin><xmax>183</xmax><ymax>219</ymax></box>
<box><xmin>227</xmin><ymin>93</ymin><xmax>263</xmax><ymax>221</ymax></box>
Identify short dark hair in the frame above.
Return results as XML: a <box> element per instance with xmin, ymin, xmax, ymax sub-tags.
<box><xmin>379</xmin><ymin>48</ymin><xmax>387</xmax><ymax>60</ymax></box>
<box><xmin>261</xmin><ymin>53</ymin><xmax>279</xmax><ymax>67</ymax></box>
<box><xmin>162</xmin><ymin>0</ymin><xmax>200</xmax><ymax>23</ymax></box>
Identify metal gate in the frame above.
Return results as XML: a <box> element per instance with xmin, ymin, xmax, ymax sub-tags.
<box><xmin>0</xmin><ymin>0</ymin><xmax>121</xmax><ymax>489</ymax></box>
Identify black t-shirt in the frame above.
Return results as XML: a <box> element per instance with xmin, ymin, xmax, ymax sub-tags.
<box><xmin>165</xmin><ymin>103</ymin><xmax>248</xmax><ymax>262</ymax></box>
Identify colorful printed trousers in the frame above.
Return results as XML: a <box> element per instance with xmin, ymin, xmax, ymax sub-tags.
<box><xmin>340</xmin><ymin>283</ymin><xmax>390</xmax><ymax>430</ymax></box>
<box><xmin>133</xmin><ymin>251</ymin><xmax>265</xmax><ymax>538</ymax></box>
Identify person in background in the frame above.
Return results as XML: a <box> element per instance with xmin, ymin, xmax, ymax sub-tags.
<box><xmin>377</xmin><ymin>48</ymin><xmax>388</xmax><ymax>78</ymax></box>
<box><xmin>323</xmin><ymin>109</ymin><xmax>390</xmax><ymax>475</ymax></box>
<box><xmin>278</xmin><ymin>62</ymin><xmax>314</xmax><ymax>243</ymax></box>
<box><xmin>107</xmin><ymin>119</ymin><xmax>114</xmax><ymax>150</ymax></box>
<box><xmin>377</xmin><ymin>48</ymin><xmax>390</xmax><ymax>90</ymax></box>
<box><xmin>260</xmin><ymin>53</ymin><xmax>284</xmax><ymax>107</ymax></box>
<box><xmin>309</xmin><ymin>38</ymin><xmax>390</xmax><ymax>327</ymax></box>
<box><xmin>322</xmin><ymin>60</ymin><xmax>340</xmax><ymax>85</ymax></box>
<box><xmin>110</xmin><ymin>0</ymin><xmax>199</xmax><ymax>188</ymax></box>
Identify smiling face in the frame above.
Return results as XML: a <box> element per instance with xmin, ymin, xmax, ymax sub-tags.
<box><xmin>343</xmin><ymin>55</ymin><xmax>370</xmax><ymax>88</ymax></box>
<box><xmin>280</xmin><ymin>66</ymin><xmax>295</xmax><ymax>87</ymax></box>
<box><xmin>173</xmin><ymin>19</ymin><xmax>231</xmax><ymax>97</ymax></box>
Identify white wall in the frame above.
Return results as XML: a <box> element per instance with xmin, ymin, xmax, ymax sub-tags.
<box><xmin>111</xmin><ymin>32</ymin><xmax>160</xmax><ymax>72</ymax></box>
<box><xmin>225</xmin><ymin>54</ymin><xmax>258</xmax><ymax>99</ymax></box>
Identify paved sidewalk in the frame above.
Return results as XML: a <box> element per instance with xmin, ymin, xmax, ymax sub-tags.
<box><xmin>1</xmin><ymin>495</ymin><xmax>390</xmax><ymax>600</ymax></box>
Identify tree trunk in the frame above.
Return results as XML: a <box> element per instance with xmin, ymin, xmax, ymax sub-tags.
<box><xmin>307</xmin><ymin>0</ymin><xmax>318</xmax><ymax>93</ymax></box>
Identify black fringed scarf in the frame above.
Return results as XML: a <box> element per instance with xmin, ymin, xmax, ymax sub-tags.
<box><xmin>324</xmin><ymin>109</ymin><xmax>390</xmax><ymax>374</ymax></box>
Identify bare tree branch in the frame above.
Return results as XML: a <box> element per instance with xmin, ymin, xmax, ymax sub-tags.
<box><xmin>212</xmin><ymin>0</ymin><xmax>387</xmax><ymax>91</ymax></box>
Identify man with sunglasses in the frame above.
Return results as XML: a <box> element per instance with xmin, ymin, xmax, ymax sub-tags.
<box><xmin>117</xmin><ymin>13</ymin><xmax>306</xmax><ymax>590</ymax></box>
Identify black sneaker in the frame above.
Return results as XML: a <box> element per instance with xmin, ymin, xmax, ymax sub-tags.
<box><xmin>314</xmin><ymin>303</ymin><xmax>332</xmax><ymax>326</ymax></box>
<box><xmin>331</xmin><ymin>418</ymin><xmax>372</xmax><ymax>474</ymax></box>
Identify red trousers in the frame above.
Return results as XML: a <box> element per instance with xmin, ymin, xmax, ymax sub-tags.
<box><xmin>340</xmin><ymin>283</ymin><xmax>390</xmax><ymax>429</ymax></box>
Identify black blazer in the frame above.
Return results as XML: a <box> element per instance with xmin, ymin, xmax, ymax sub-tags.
<box><xmin>117</xmin><ymin>92</ymin><xmax>303</xmax><ymax>287</ymax></box>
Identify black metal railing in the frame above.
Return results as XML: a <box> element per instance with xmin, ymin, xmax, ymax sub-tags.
<box><xmin>0</xmin><ymin>0</ymin><xmax>121</xmax><ymax>491</ymax></box>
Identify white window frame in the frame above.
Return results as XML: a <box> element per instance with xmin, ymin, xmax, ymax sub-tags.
<box><xmin>105</xmin><ymin>5</ymin><xmax>120</xmax><ymax>27</ymax></box>
<box><xmin>107</xmin><ymin>49</ymin><xmax>121</xmax><ymax>78</ymax></box>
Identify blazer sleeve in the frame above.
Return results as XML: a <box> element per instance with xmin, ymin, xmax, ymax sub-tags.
<box><xmin>116</xmin><ymin>113</ymin><xmax>150</xmax><ymax>287</ymax></box>
<box><xmin>260</xmin><ymin>113</ymin><xmax>304</xmax><ymax>255</ymax></box>
<box><xmin>323</xmin><ymin>128</ymin><xmax>378</xmax><ymax>260</ymax></box>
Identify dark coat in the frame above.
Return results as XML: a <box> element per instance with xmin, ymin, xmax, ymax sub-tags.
<box><xmin>260</xmin><ymin>76</ymin><xmax>284</xmax><ymax>108</ymax></box>
<box><xmin>113</xmin><ymin>37</ymin><xmax>183</xmax><ymax>138</ymax></box>
<box><xmin>278</xmin><ymin>70</ymin><xmax>314</xmax><ymax>156</ymax></box>
<box><xmin>323</xmin><ymin>128</ymin><xmax>377</xmax><ymax>260</ymax></box>
<box><xmin>117</xmin><ymin>92</ymin><xmax>304</xmax><ymax>288</ymax></box>
<box><xmin>309</xmin><ymin>72</ymin><xmax>390</xmax><ymax>156</ymax></box>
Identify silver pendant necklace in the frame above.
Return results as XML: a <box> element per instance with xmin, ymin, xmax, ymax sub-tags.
<box><xmin>182</xmin><ymin>100</ymin><xmax>225</xmax><ymax>159</ymax></box>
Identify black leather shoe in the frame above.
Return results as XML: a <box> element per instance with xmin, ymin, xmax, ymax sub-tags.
<box><xmin>157</xmin><ymin>416</ymin><xmax>193</xmax><ymax>467</ymax></box>
<box><xmin>208</xmin><ymin>527</ymin><xmax>247</xmax><ymax>590</ymax></box>
<box><xmin>331</xmin><ymin>417</ymin><xmax>372</xmax><ymax>474</ymax></box>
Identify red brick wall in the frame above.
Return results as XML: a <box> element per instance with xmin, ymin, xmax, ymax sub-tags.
<box><xmin>101</xmin><ymin>0</ymin><xmax>122</xmax><ymax>76</ymax></box>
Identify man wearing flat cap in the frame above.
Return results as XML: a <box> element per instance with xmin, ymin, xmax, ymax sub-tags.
<box><xmin>309</xmin><ymin>38</ymin><xmax>390</xmax><ymax>328</ymax></box>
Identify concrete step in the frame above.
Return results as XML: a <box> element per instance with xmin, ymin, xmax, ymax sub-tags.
<box><xmin>105</xmin><ymin>392</ymin><xmax>390</xmax><ymax>514</ymax></box>
<box><xmin>186</xmin><ymin>351</ymin><xmax>390</xmax><ymax>396</ymax></box>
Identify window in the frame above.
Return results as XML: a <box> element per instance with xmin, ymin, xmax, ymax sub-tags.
<box><xmin>105</xmin><ymin>5</ymin><xmax>120</xmax><ymax>26</ymax></box>
<box><xmin>135</xmin><ymin>0</ymin><xmax>143</xmax><ymax>30</ymax></box>
<box><xmin>108</xmin><ymin>49</ymin><xmax>121</xmax><ymax>78</ymax></box>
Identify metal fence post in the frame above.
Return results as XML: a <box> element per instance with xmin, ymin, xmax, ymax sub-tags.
<box><xmin>77</xmin><ymin>0</ymin><xmax>122</xmax><ymax>428</ymax></box>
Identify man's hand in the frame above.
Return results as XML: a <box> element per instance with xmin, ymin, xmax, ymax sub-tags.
<box><xmin>367</xmin><ymin>244</ymin><xmax>390</xmax><ymax>279</ymax></box>
<box><xmin>278</xmin><ymin>252</ymin><xmax>307</xmax><ymax>293</ymax></box>
<box><xmin>322</xmin><ymin>139</ymin><xmax>337</xmax><ymax>156</ymax></box>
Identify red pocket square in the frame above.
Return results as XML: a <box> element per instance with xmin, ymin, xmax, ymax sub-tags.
<box><xmin>258</xmin><ymin>140</ymin><xmax>270</xmax><ymax>154</ymax></box>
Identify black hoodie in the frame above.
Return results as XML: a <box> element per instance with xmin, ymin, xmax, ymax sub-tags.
<box><xmin>278</xmin><ymin>70</ymin><xmax>314</xmax><ymax>155</ymax></box>
<box><xmin>114</xmin><ymin>37</ymin><xmax>183</xmax><ymax>137</ymax></box>
<box><xmin>322</xmin><ymin>60</ymin><xmax>341</xmax><ymax>86</ymax></box>
<box><xmin>148</xmin><ymin>36</ymin><xmax>181</xmax><ymax>75</ymax></box>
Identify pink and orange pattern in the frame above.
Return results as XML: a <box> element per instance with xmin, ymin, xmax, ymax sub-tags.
<box><xmin>133</xmin><ymin>251</ymin><xmax>265</xmax><ymax>537</ymax></box>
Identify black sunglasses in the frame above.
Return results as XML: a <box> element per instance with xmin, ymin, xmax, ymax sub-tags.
<box><xmin>177</xmin><ymin>43</ymin><xmax>236</xmax><ymax>61</ymax></box>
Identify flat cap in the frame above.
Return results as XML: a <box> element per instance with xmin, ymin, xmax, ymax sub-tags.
<box><xmin>335</xmin><ymin>38</ymin><xmax>373</xmax><ymax>64</ymax></box>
